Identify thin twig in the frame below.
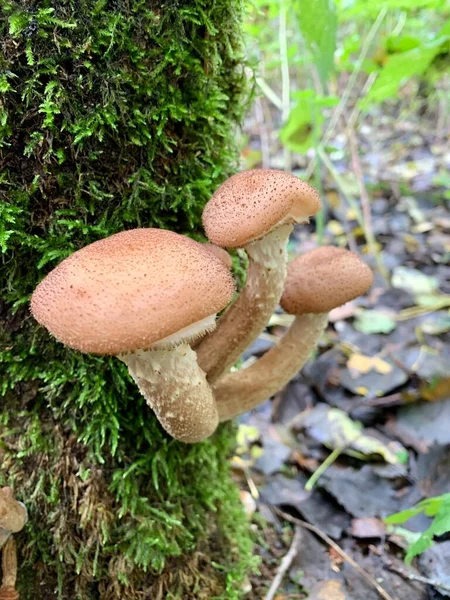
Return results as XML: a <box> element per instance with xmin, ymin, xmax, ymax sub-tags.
<box><xmin>272</xmin><ymin>507</ymin><xmax>397</xmax><ymax>600</ymax></box>
<box><xmin>264</xmin><ymin>525</ymin><xmax>303</xmax><ymax>600</ymax></box>
<box><xmin>256</xmin><ymin>77</ymin><xmax>283</xmax><ymax>111</ymax></box>
<box><xmin>386</xmin><ymin>562</ymin><xmax>450</xmax><ymax>593</ymax></box>
<box><xmin>347</xmin><ymin>125</ymin><xmax>387</xmax><ymax>277</ymax></box>
<box><xmin>279</xmin><ymin>0</ymin><xmax>292</xmax><ymax>172</ymax></box>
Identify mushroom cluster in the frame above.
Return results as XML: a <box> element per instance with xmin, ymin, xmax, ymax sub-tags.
<box><xmin>0</xmin><ymin>488</ymin><xmax>27</xmax><ymax>600</ymax></box>
<box><xmin>31</xmin><ymin>169</ymin><xmax>374</xmax><ymax>443</ymax></box>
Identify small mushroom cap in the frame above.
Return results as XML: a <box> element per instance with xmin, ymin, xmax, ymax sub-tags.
<box><xmin>203</xmin><ymin>243</ymin><xmax>233</xmax><ymax>270</ymax></box>
<box><xmin>31</xmin><ymin>229</ymin><xmax>235</xmax><ymax>355</ymax></box>
<box><xmin>203</xmin><ymin>169</ymin><xmax>322</xmax><ymax>248</ymax></box>
<box><xmin>281</xmin><ymin>247</ymin><xmax>374</xmax><ymax>314</ymax></box>
<box><xmin>0</xmin><ymin>488</ymin><xmax>27</xmax><ymax>533</ymax></box>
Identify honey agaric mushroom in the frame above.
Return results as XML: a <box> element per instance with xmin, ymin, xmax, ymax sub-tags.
<box><xmin>214</xmin><ymin>247</ymin><xmax>374</xmax><ymax>421</ymax></box>
<box><xmin>0</xmin><ymin>488</ymin><xmax>27</xmax><ymax>547</ymax></box>
<box><xmin>203</xmin><ymin>243</ymin><xmax>233</xmax><ymax>270</ymax></box>
<box><xmin>0</xmin><ymin>537</ymin><xmax>19</xmax><ymax>600</ymax></box>
<box><xmin>196</xmin><ymin>169</ymin><xmax>321</xmax><ymax>382</ymax></box>
<box><xmin>31</xmin><ymin>229</ymin><xmax>235</xmax><ymax>443</ymax></box>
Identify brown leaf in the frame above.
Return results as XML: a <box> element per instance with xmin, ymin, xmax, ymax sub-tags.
<box><xmin>308</xmin><ymin>580</ymin><xmax>347</xmax><ymax>600</ymax></box>
<box><xmin>351</xmin><ymin>517</ymin><xmax>386</xmax><ymax>539</ymax></box>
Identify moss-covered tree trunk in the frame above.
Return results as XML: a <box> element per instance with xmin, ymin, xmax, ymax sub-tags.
<box><xmin>0</xmin><ymin>1</ymin><xmax>253</xmax><ymax>598</ymax></box>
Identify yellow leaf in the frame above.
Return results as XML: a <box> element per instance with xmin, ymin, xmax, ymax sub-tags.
<box><xmin>355</xmin><ymin>386</ymin><xmax>369</xmax><ymax>396</ymax></box>
<box><xmin>327</xmin><ymin>220</ymin><xmax>345</xmax><ymax>235</ymax></box>
<box><xmin>347</xmin><ymin>353</ymin><xmax>392</xmax><ymax>375</ymax></box>
<box><xmin>421</xmin><ymin>377</ymin><xmax>450</xmax><ymax>402</ymax></box>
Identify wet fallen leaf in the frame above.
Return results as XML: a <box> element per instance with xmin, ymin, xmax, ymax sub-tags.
<box><xmin>420</xmin><ymin>377</ymin><xmax>450</xmax><ymax>402</ymax></box>
<box><xmin>419</xmin><ymin>311</ymin><xmax>450</xmax><ymax>335</ymax></box>
<box><xmin>419</xmin><ymin>541</ymin><xmax>450</xmax><ymax>597</ymax></box>
<box><xmin>394</xmin><ymin>398</ymin><xmax>450</xmax><ymax>447</ymax></box>
<box><xmin>347</xmin><ymin>353</ymin><xmax>393</xmax><ymax>376</ymax></box>
<box><xmin>294</xmin><ymin>405</ymin><xmax>405</xmax><ymax>464</ymax></box>
<box><xmin>351</xmin><ymin>517</ymin><xmax>386</xmax><ymax>539</ymax></box>
<box><xmin>354</xmin><ymin>309</ymin><xmax>397</xmax><ymax>334</ymax></box>
<box><xmin>340</xmin><ymin>357</ymin><xmax>408</xmax><ymax>398</ymax></box>
<box><xmin>392</xmin><ymin>266</ymin><xmax>439</xmax><ymax>295</ymax></box>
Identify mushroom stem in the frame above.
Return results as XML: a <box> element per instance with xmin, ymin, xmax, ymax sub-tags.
<box><xmin>1</xmin><ymin>537</ymin><xmax>17</xmax><ymax>591</ymax></box>
<box><xmin>119</xmin><ymin>343</ymin><xmax>218</xmax><ymax>443</ymax></box>
<box><xmin>214</xmin><ymin>313</ymin><xmax>328</xmax><ymax>422</ymax></box>
<box><xmin>195</xmin><ymin>224</ymin><xmax>293</xmax><ymax>383</ymax></box>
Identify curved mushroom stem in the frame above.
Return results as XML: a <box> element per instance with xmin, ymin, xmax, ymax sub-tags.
<box><xmin>195</xmin><ymin>224</ymin><xmax>293</xmax><ymax>383</ymax></box>
<box><xmin>119</xmin><ymin>344</ymin><xmax>218</xmax><ymax>443</ymax></box>
<box><xmin>1</xmin><ymin>537</ymin><xmax>18</xmax><ymax>596</ymax></box>
<box><xmin>214</xmin><ymin>313</ymin><xmax>328</xmax><ymax>422</ymax></box>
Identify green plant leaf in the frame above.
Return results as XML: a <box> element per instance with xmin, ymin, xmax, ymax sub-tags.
<box><xmin>386</xmin><ymin>494</ymin><xmax>450</xmax><ymax>563</ymax></box>
<box><xmin>361</xmin><ymin>41</ymin><xmax>446</xmax><ymax>108</ymax></box>
<box><xmin>354</xmin><ymin>309</ymin><xmax>397</xmax><ymax>334</ymax></box>
<box><xmin>295</xmin><ymin>0</ymin><xmax>337</xmax><ymax>86</ymax></box>
<box><xmin>280</xmin><ymin>90</ymin><xmax>338</xmax><ymax>152</ymax></box>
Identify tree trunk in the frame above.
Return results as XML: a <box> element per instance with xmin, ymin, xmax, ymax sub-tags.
<box><xmin>0</xmin><ymin>1</ymin><xmax>253</xmax><ymax>598</ymax></box>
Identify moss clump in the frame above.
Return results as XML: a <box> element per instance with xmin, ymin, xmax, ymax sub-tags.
<box><xmin>0</xmin><ymin>0</ymin><xmax>255</xmax><ymax>597</ymax></box>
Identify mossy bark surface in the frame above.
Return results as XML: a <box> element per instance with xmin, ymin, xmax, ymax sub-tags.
<box><xmin>0</xmin><ymin>1</ymin><xmax>253</xmax><ymax>598</ymax></box>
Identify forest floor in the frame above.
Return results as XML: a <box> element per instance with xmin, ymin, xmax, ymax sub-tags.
<box><xmin>235</xmin><ymin>102</ymin><xmax>450</xmax><ymax>600</ymax></box>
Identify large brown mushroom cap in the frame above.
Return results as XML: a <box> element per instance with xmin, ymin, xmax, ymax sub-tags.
<box><xmin>203</xmin><ymin>243</ymin><xmax>233</xmax><ymax>270</ymax></box>
<box><xmin>0</xmin><ymin>488</ymin><xmax>27</xmax><ymax>533</ymax></box>
<box><xmin>203</xmin><ymin>169</ymin><xmax>322</xmax><ymax>248</ymax></box>
<box><xmin>31</xmin><ymin>229</ymin><xmax>235</xmax><ymax>355</ymax></box>
<box><xmin>281</xmin><ymin>246</ymin><xmax>374</xmax><ymax>314</ymax></box>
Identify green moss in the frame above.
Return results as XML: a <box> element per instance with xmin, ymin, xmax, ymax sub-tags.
<box><xmin>0</xmin><ymin>0</ymin><xmax>254</xmax><ymax>597</ymax></box>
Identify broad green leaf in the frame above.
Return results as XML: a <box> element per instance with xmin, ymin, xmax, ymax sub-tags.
<box><xmin>360</xmin><ymin>42</ymin><xmax>445</xmax><ymax>108</ymax></box>
<box><xmin>280</xmin><ymin>91</ymin><xmax>338</xmax><ymax>152</ymax></box>
<box><xmin>386</xmin><ymin>494</ymin><xmax>450</xmax><ymax>563</ymax></box>
<box><xmin>295</xmin><ymin>0</ymin><xmax>337</xmax><ymax>86</ymax></box>
<box><xmin>391</xmin><ymin>266</ymin><xmax>439</xmax><ymax>295</ymax></box>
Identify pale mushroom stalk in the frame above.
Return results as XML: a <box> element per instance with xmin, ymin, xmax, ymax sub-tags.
<box><xmin>0</xmin><ymin>537</ymin><xmax>18</xmax><ymax>600</ymax></box>
<box><xmin>214</xmin><ymin>313</ymin><xmax>328</xmax><ymax>421</ymax></box>
<box><xmin>195</xmin><ymin>224</ymin><xmax>293</xmax><ymax>382</ymax></box>
<box><xmin>31</xmin><ymin>229</ymin><xmax>235</xmax><ymax>444</ymax></box>
<box><xmin>213</xmin><ymin>247</ymin><xmax>374</xmax><ymax>422</ymax></box>
<box><xmin>119</xmin><ymin>316</ymin><xmax>219</xmax><ymax>443</ymax></box>
<box><xmin>197</xmin><ymin>170</ymin><xmax>322</xmax><ymax>383</ymax></box>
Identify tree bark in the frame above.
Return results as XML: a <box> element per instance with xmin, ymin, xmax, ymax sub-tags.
<box><xmin>0</xmin><ymin>1</ymin><xmax>252</xmax><ymax>598</ymax></box>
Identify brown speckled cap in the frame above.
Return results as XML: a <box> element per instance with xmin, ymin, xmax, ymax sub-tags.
<box><xmin>281</xmin><ymin>247</ymin><xmax>374</xmax><ymax>314</ymax></box>
<box><xmin>31</xmin><ymin>229</ymin><xmax>235</xmax><ymax>355</ymax></box>
<box><xmin>202</xmin><ymin>169</ymin><xmax>321</xmax><ymax>248</ymax></box>
<box><xmin>203</xmin><ymin>243</ymin><xmax>233</xmax><ymax>270</ymax></box>
<box><xmin>0</xmin><ymin>488</ymin><xmax>27</xmax><ymax>533</ymax></box>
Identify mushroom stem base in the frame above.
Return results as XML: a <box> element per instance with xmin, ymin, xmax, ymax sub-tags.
<box><xmin>119</xmin><ymin>344</ymin><xmax>218</xmax><ymax>443</ymax></box>
<box><xmin>214</xmin><ymin>313</ymin><xmax>328</xmax><ymax>421</ymax></box>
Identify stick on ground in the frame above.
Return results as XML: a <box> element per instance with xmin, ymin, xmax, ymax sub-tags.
<box><xmin>272</xmin><ymin>507</ymin><xmax>397</xmax><ymax>600</ymax></box>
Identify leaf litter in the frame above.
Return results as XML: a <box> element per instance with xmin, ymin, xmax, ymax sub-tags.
<box><xmin>239</xmin><ymin>90</ymin><xmax>450</xmax><ymax>600</ymax></box>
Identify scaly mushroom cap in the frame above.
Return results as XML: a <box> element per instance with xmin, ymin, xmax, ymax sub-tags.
<box><xmin>0</xmin><ymin>488</ymin><xmax>27</xmax><ymax>533</ymax></box>
<box><xmin>281</xmin><ymin>247</ymin><xmax>374</xmax><ymax>314</ymax></box>
<box><xmin>203</xmin><ymin>169</ymin><xmax>322</xmax><ymax>248</ymax></box>
<box><xmin>203</xmin><ymin>243</ymin><xmax>233</xmax><ymax>270</ymax></box>
<box><xmin>31</xmin><ymin>229</ymin><xmax>235</xmax><ymax>354</ymax></box>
